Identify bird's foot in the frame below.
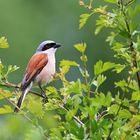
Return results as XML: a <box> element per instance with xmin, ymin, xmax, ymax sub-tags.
<box><xmin>41</xmin><ymin>91</ymin><xmax>48</xmax><ymax>103</ymax></box>
<box><xmin>42</xmin><ymin>96</ymin><xmax>48</xmax><ymax>103</ymax></box>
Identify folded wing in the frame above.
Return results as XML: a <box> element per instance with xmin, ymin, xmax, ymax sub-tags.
<box><xmin>21</xmin><ymin>53</ymin><xmax>48</xmax><ymax>90</ymax></box>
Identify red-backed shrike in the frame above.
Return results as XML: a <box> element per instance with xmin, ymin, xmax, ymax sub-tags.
<box><xmin>14</xmin><ymin>40</ymin><xmax>61</xmax><ymax>112</ymax></box>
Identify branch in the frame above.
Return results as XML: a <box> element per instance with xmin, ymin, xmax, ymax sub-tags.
<box><xmin>0</xmin><ymin>81</ymin><xmax>43</xmax><ymax>97</ymax></box>
<box><xmin>58</xmin><ymin>104</ymin><xmax>85</xmax><ymax>127</ymax></box>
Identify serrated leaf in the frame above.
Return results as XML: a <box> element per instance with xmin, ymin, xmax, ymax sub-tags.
<box><xmin>104</xmin><ymin>91</ymin><xmax>112</xmax><ymax>107</ymax></box>
<box><xmin>104</xmin><ymin>0</ymin><xmax>117</xmax><ymax>4</ymax></box>
<box><xmin>106</xmin><ymin>32</ymin><xmax>117</xmax><ymax>45</ymax></box>
<box><xmin>129</xmin><ymin>80</ymin><xmax>139</xmax><ymax>91</ymax></box>
<box><xmin>93</xmin><ymin>6</ymin><xmax>107</xmax><ymax>14</ymax></box>
<box><xmin>67</xmin><ymin>79</ymin><xmax>82</xmax><ymax>94</ymax></box>
<box><xmin>118</xmin><ymin>109</ymin><xmax>132</xmax><ymax>119</ymax></box>
<box><xmin>92</xmin><ymin>74</ymin><xmax>107</xmax><ymax>87</ymax></box>
<box><xmin>113</xmin><ymin>64</ymin><xmax>126</xmax><ymax>73</ymax></box>
<box><xmin>94</xmin><ymin>60</ymin><xmax>115</xmax><ymax>76</ymax></box>
<box><xmin>0</xmin><ymin>105</ymin><xmax>13</xmax><ymax>114</ymax></box>
<box><xmin>112</xmin><ymin>42</ymin><xmax>124</xmax><ymax>52</ymax></box>
<box><xmin>115</xmin><ymin>80</ymin><xmax>128</xmax><ymax>91</ymax></box>
<box><xmin>74</xmin><ymin>43</ymin><xmax>87</xmax><ymax>53</ymax></box>
<box><xmin>95</xmin><ymin>25</ymin><xmax>104</xmax><ymax>35</ymax></box>
<box><xmin>8</xmin><ymin>65</ymin><xmax>19</xmax><ymax>73</ymax></box>
<box><xmin>108</xmin><ymin>104</ymin><xmax>119</xmax><ymax>114</ymax></box>
<box><xmin>0</xmin><ymin>37</ymin><xmax>9</xmax><ymax>48</ymax></box>
<box><xmin>60</xmin><ymin>60</ymin><xmax>79</xmax><ymax>67</ymax></box>
<box><xmin>79</xmin><ymin>13</ymin><xmax>91</xmax><ymax>29</ymax></box>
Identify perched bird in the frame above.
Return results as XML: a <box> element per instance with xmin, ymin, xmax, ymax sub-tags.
<box><xmin>14</xmin><ymin>40</ymin><xmax>61</xmax><ymax>112</ymax></box>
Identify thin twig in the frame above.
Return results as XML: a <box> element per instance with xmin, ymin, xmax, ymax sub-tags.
<box><xmin>58</xmin><ymin>104</ymin><xmax>85</xmax><ymax>127</ymax></box>
<box><xmin>0</xmin><ymin>81</ymin><xmax>42</xmax><ymax>97</ymax></box>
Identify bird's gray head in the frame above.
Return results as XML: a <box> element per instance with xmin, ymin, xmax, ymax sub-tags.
<box><xmin>36</xmin><ymin>40</ymin><xmax>61</xmax><ymax>53</ymax></box>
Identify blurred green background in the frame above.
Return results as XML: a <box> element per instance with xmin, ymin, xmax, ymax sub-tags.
<box><xmin>0</xmin><ymin>0</ymin><xmax>140</xmax><ymax>88</ymax></box>
<box><xmin>0</xmin><ymin>0</ymin><xmax>113</xmax><ymax>84</ymax></box>
<box><xmin>0</xmin><ymin>0</ymin><xmax>140</xmax><ymax>139</ymax></box>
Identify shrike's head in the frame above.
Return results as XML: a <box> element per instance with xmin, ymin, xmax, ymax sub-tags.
<box><xmin>36</xmin><ymin>40</ymin><xmax>61</xmax><ymax>53</ymax></box>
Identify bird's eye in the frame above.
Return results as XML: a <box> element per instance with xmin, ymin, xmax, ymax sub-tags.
<box><xmin>41</xmin><ymin>43</ymin><xmax>56</xmax><ymax>51</ymax></box>
<box><xmin>42</xmin><ymin>45</ymin><xmax>48</xmax><ymax>51</ymax></box>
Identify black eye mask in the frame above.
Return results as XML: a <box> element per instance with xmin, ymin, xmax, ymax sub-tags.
<box><xmin>42</xmin><ymin>43</ymin><xmax>56</xmax><ymax>51</ymax></box>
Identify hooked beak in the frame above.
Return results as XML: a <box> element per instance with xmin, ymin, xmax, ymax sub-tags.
<box><xmin>54</xmin><ymin>43</ymin><xmax>61</xmax><ymax>48</ymax></box>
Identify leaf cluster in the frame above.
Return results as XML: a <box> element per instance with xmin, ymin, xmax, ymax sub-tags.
<box><xmin>0</xmin><ymin>0</ymin><xmax>140</xmax><ymax>139</ymax></box>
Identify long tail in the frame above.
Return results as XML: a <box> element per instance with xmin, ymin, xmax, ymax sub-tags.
<box><xmin>14</xmin><ymin>83</ymin><xmax>32</xmax><ymax>112</ymax></box>
<box><xmin>14</xmin><ymin>90</ymin><xmax>27</xmax><ymax>112</ymax></box>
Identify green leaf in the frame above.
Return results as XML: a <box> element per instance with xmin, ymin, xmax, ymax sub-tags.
<box><xmin>65</xmin><ymin>120</ymin><xmax>84</xmax><ymax>139</ymax></box>
<box><xmin>94</xmin><ymin>60</ymin><xmax>115</xmax><ymax>76</ymax></box>
<box><xmin>106</xmin><ymin>32</ymin><xmax>117</xmax><ymax>46</ymax></box>
<box><xmin>122</xmin><ymin>115</ymin><xmax>140</xmax><ymax>133</ymax></box>
<box><xmin>118</xmin><ymin>109</ymin><xmax>132</xmax><ymax>119</ymax></box>
<box><xmin>0</xmin><ymin>37</ymin><xmax>9</xmax><ymax>48</ymax></box>
<box><xmin>79</xmin><ymin>13</ymin><xmax>91</xmax><ymax>29</ymax></box>
<box><xmin>7</xmin><ymin>65</ymin><xmax>19</xmax><ymax>74</ymax></box>
<box><xmin>113</xmin><ymin>64</ymin><xmax>126</xmax><ymax>73</ymax></box>
<box><xmin>45</xmin><ymin>99</ymin><xmax>60</xmax><ymax>111</ymax></box>
<box><xmin>104</xmin><ymin>91</ymin><xmax>112</xmax><ymax>107</ymax></box>
<box><xmin>72</xmin><ymin>94</ymin><xmax>82</xmax><ymax>108</ymax></box>
<box><xmin>0</xmin><ymin>105</ymin><xmax>13</xmax><ymax>114</ymax></box>
<box><xmin>67</xmin><ymin>79</ymin><xmax>82</xmax><ymax>94</ymax></box>
<box><xmin>46</xmin><ymin>86</ymin><xmax>57</xmax><ymax>95</ymax></box>
<box><xmin>74</xmin><ymin>43</ymin><xmax>87</xmax><ymax>53</ymax></box>
<box><xmin>0</xmin><ymin>89</ymin><xmax>12</xmax><ymax>99</ymax></box>
<box><xmin>66</xmin><ymin>109</ymin><xmax>77</xmax><ymax>121</ymax></box>
<box><xmin>132</xmin><ymin>91</ymin><xmax>140</xmax><ymax>101</ymax></box>
<box><xmin>104</xmin><ymin>0</ymin><xmax>117</xmax><ymax>4</ymax></box>
<box><xmin>129</xmin><ymin>80</ymin><xmax>139</xmax><ymax>91</ymax></box>
<box><xmin>94</xmin><ymin>60</ymin><xmax>103</xmax><ymax>76</ymax></box>
<box><xmin>112</xmin><ymin>42</ymin><xmax>124</xmax><ymax>52</ymax></box>
<box><xmin>108</xmin><ymin>104</ymin><xmax>119</xmax><ymax>114</ymax></box>
<box><xmin>92</xmin><ymin>74</ymin><xmax>107</xmax><ymax>87</ymax></box>
<box><xmin>60</xmin><ymin>66</ymin><xmax>70</xmax><ymax>75</ymax></box>
<box><xmin>115</xmin><ymin>80</ymin><xmax>128</xmax><ymax>91</ymax></box>
<box><xmin>60</xmin><ymin>60</ymin><xmax>79</xmax><ymax>67</ymax></box>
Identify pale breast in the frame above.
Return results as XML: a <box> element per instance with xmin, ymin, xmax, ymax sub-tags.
<box><xmin>36</xmin><ymin>53</ymin><xmax>55</xmax><ymax>84</ymax></box>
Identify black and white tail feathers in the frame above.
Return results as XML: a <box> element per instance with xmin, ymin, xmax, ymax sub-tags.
<box><xmin>14</xmin><ymin>83</ymin><xmax>32</xmax><ymax>112</ymax></box>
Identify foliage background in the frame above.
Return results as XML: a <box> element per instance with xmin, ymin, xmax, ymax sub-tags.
<box><xmin>0</xmin><ymin>0</ymin><xmax>140</xmax><ymax>139</ymax></box>
<box><xmin>0</xmin><ymin>0</ymin><xmax>115</xmax><ymax>88</ymax></box>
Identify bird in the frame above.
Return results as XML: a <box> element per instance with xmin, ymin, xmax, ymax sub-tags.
<box><xmin>14</xmin><ymin>40</ymin><xmax>61</xmax><ymax>112</ymax></box>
